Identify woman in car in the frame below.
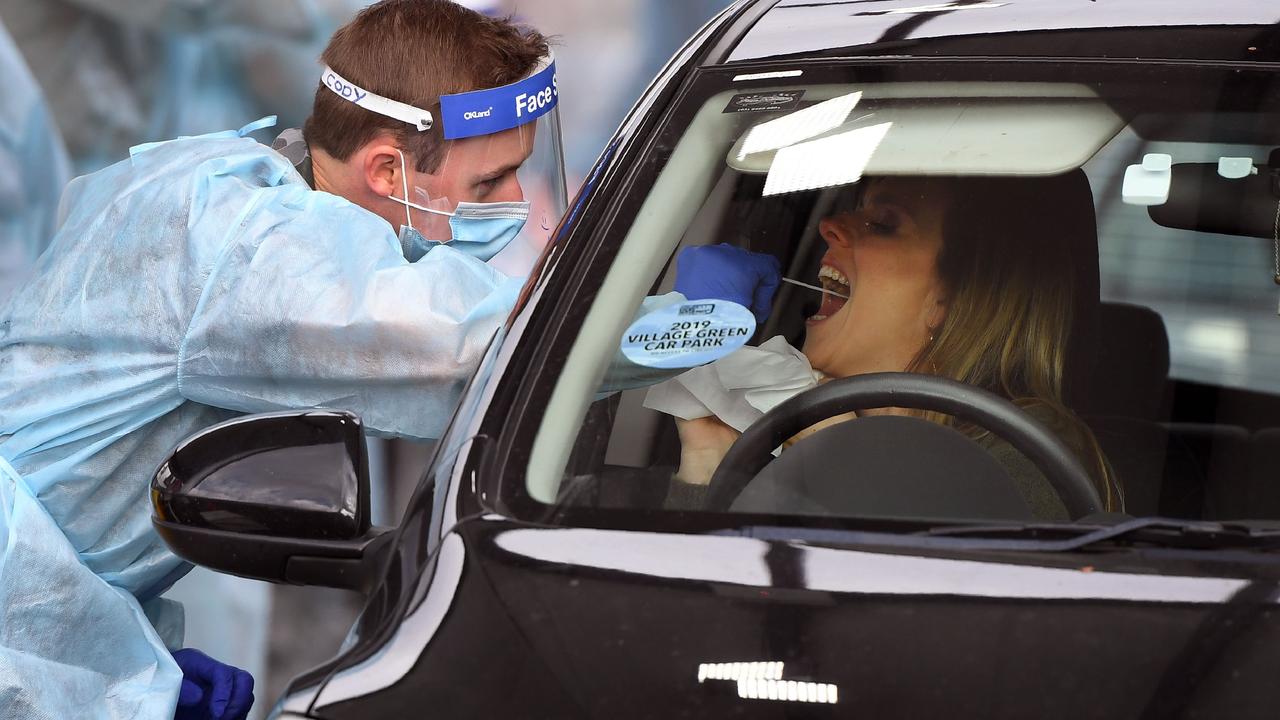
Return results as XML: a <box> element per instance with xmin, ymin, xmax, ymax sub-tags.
<box><xmin>663</xmin><ymin>175</ymin><xmax>1122</xmax><ymax>520</ymax></box>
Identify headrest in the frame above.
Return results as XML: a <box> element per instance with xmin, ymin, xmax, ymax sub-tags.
<box><xmin>1082</xmin><ymin>302</ymin><xmax>1171</xmax><ymax>420</ymax></box>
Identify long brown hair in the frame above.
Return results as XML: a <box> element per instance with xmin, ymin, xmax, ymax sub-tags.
<box><xmin>907</xmin><ymin>175</ymin><xmax>1121</xmax><ymax>512</ymax></box>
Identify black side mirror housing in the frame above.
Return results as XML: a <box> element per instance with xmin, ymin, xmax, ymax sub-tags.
<box><xmin>152</xmin><ymin>410</ymin><xmax>393</xmax><ymax>593</ymax></box>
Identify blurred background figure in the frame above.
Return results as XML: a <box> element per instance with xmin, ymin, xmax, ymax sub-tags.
<box><xmin>0</xmin><ymin>0</ymin><xmax>372</xmax><ymax>175</ymax></box>
<box><xmin>0</xmin><ymin>17</ymin><xmax>70</xmax><ymax>308</ymax></box>
<box><xmin>0</xmin><ymin>1</ymin><xmax>733</xmax><ymax>714</ymax></box>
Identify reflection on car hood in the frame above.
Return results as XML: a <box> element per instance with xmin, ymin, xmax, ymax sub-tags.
<box><xmin>303</xmin><ymin>519</ymin><xmax>1280</xmax><ymax>719</ymax></box>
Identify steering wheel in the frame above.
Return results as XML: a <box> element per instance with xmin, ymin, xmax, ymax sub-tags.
<box><xmin>705</xmin><ymin>372</ymin><xmax>1103</xmax><ymax>518</ymax></box>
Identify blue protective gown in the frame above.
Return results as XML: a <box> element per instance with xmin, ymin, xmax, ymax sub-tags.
<box><xmin>0</xmin><ymin>123</ymin><xmax>523</xmax><ymax>718</ymax></box>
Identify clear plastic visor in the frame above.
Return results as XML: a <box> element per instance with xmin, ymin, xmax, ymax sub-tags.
<box><xmin>399</xmin><ymin>106</ymin><xmax>567</xmax><ymax>274</ymax></box>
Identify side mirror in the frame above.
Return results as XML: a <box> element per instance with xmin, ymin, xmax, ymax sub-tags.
<box><xmin>152</xmin><ymin>410</ymin><xmax>393</xmax><ymax>593</ymax></box>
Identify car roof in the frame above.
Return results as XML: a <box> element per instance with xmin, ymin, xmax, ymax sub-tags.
<box><xmin>723</xmin><ymin>0</ymin><xmax>1280</xmax><ymax>64</ymax></box>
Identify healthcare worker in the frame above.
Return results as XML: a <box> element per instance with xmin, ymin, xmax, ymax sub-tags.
<box><xmin>0</xmin><ymin>1</ymin><xmax>578</xmax><ymax>717</ymax></box>
<box><xmin>0</xmin><ymin>17</ymin><xmax>70</xmax><ymax>308</ymax></box>
<box><xmin>0</xmin><ymin>5</ymin><xmax>381</xmax><ymax>703</ymax></box>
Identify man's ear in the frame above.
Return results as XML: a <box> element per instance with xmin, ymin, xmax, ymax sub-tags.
<box><xmin>363</xmin><ymin>141</ymin><xmax>403</xmax><ymax>199</ymax></box>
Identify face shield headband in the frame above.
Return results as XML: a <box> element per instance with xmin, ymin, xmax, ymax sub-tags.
<box><xmin>320</xmin><ymin>53</ymin><xmax>558</xmax><ymax>140</ymax></box>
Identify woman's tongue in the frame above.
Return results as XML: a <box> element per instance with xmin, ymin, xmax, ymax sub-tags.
<box><xmin>818</xmin><ymin>291</ymin><xmax>847</xmax><ymax>318</ymax></box>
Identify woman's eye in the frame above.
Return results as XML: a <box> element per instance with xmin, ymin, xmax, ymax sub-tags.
<box><xmin>864</xmin><ymin>210</ymin><xmax>900</xmax><ymax>235</ymax></box>
<box><xmin>476</xmin><ymin>178</ymin><xmax>500</xmax><ymax>197</ymax></box>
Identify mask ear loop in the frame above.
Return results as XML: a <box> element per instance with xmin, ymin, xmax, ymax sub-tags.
<box><xmin>397</xmin><ymin>149</ymin><xmax>413</xmax><ymax>231</ymax></box>
<box><xmin>390</xmin><ymin>148</ymin><xmax>455</xmax><ymax>219</ymax></box>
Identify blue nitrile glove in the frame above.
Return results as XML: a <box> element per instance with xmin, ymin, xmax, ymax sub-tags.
<box><xmin>673</xmin><ymin>243</ymin><xmax>782</xmax><ymax>324</ymax></box>
<box><xmin>172</xmin><ymin>648</ymin><xmax>255</xmax><ymax>720</ymax></box>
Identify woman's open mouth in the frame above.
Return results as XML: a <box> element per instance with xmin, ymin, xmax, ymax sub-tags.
<box><xmin>808</xmin><ymin>264</ymin><xmax>851</xmax><ymax>323</ymax></box>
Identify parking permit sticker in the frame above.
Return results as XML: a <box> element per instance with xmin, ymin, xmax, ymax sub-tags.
<box><xmin>724</xmin><ymin>90</ymin><xmax>805</xmax><ymax>114</ymax></box>
<box><xmin>621</xmin><ymin>301</ymin><xmax>756</xmax><ymax>369</ymax></box>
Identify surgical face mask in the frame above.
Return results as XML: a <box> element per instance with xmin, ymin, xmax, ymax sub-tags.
<box><xmin>389</xmin><ymin>150</ymin><xmax>530</xmax><ymax>262</ymax></box>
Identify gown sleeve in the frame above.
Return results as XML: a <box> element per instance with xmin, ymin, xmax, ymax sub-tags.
<box><xmin>178</xmin><ymin>185</ymin><xmax>524</xmax><ymax>441</ymax></box>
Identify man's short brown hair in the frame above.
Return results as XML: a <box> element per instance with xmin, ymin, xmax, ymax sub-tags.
<box><xmin>304</xmin><ymin>0</ymin><xmax>549</xmax><ymax>172</ymax></box>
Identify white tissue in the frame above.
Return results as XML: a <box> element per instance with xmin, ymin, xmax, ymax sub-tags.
<box><xmin>643</xmin><ymin>336</ymin><xmax>822</xmax><ymax>432</ymax></box>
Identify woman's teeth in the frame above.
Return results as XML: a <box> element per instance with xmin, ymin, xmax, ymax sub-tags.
<box><xmin>811</xmin><ymin>265</ymin><xmax>851</xmax><ymax>323</ymax></box>
<box><xmin>818</xmin><ymin>264</ymin><xmax>851</xmax><ymax>296</ymax></box>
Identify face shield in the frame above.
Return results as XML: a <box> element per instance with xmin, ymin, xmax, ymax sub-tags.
<box><xmin>321</xmin><ymin>54</ymin><xmax>567</xmax><ymax>272</ymax></box>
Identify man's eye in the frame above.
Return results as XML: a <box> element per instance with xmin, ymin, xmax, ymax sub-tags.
<box><xmin>475</xmin><ymin>176</ymin><xmax>502</xmax><ymax>198</ymax></box>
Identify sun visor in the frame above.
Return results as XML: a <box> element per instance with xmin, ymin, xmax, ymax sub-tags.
<box><xmin>727</xmin><ymin>83</ymin><xmax>1125</xmax><ymax>181</ymax></box>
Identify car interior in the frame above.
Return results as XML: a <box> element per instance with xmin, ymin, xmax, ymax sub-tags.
<box><xmin>528</xmin><ymin>74</ymin><xmax>1280</xmax><ymax>525</ymax></box>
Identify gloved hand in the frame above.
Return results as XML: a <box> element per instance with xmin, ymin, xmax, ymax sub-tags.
<box><xmin>172</xmin><ymin>648</ymin><xmax>255</xmax><ymax>720</ymax></box>
<box><xmin>673</xmin><ymin>243</ymin><xmax>781</xmax><ymax>324</ymax></box>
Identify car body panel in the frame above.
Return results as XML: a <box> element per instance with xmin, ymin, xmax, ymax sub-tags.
<box><xmin>300</xmin><ymin>519</ymin><xmax>1280</xmax><ymax>718</ymax></box>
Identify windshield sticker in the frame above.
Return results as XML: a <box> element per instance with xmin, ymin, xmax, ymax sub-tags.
<box><xmin>621</xmin><ymin>301</ymin><xmax>756</xmax><ymax>369</ymax></box>
<box><xmin>724</xmin><ymin>90</ymin><xmax>804</xmax><ymax>114</ymax></box>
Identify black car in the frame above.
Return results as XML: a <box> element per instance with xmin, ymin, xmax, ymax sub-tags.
<box><xmin>152</xmin><ymin>1</ymin><xmax>1280</xmax><ymax>717</ymax></box>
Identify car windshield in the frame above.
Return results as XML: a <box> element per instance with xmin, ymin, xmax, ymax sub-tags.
<box><xmin>517</xmin><ymin>59</ymin><xmax>1280</xmax><ymax>531</ymax></box>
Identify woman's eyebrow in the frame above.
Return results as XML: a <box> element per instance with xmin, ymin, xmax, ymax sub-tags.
<box><xmin>864</xmin><ymin>193</ymin><xmax>908</xmax><ymax>211</ymax></box>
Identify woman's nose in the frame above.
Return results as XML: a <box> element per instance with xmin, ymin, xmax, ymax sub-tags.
<box><xmin>819</xmin><ymin>214</ymin><xmax>855</xmax><ymax>249</ymax></box>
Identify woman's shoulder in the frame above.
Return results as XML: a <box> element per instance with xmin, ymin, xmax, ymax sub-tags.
<box><xmin>976</xmin><ymin>402</ymin><xmax>1076</xmax><ymax>522</ymax></box>
<box><xmin>979</xmin><ymin>434</ymin><xmax>1071</xmax><ymax>522</ymax></box>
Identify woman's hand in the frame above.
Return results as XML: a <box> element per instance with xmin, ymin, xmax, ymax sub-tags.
<box><xmin>674</xmin><ymin>416</ymin><xmax>741</xmax><ymax>486</ymax></box>
<box><xmin>673</xmin><ymin>409</ymin><xmax>860</xmax><ymax>489</ymax></box>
